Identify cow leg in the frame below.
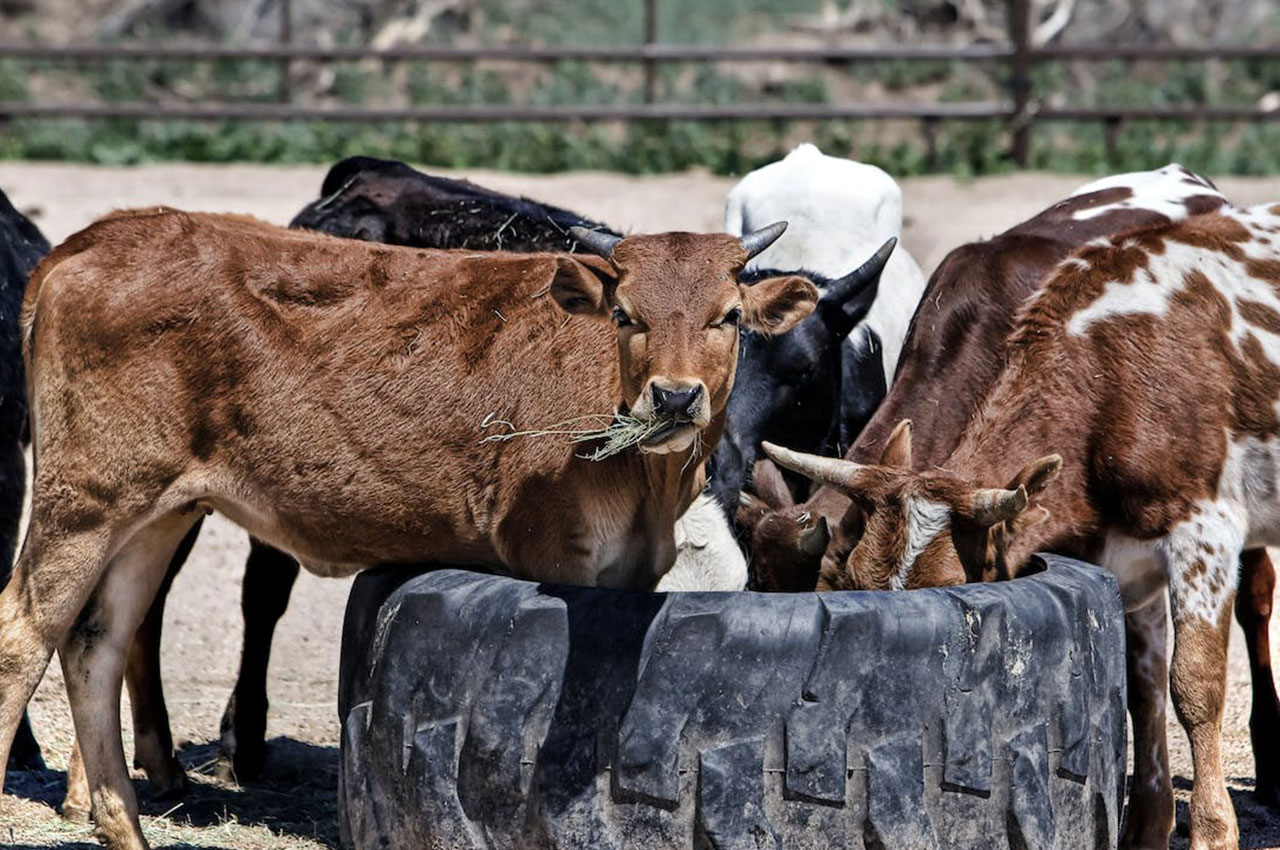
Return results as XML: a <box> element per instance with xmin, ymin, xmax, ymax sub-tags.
<box><xmin>60</xmin><ymin>511</ymin><xmax>198</xmax><ymax>850</ymax></box>
<box><xmin>1120</xmin><ymin>593</ymin><xmax>1174</xmax><ymax>850</ymax></box>
<box><xmin>1235</xmin><ymin>548</ymin><xmax>1280</xmax><ymax>806</ymax></box>
<box><xmin>217</xmin><ymin>537</ymin><xmax>299</xmax><ymax>780</ymax></box>
<box><xmin>8</xmin><ymin>712</ymin><xmax>45</xmax><ymax>771</ymax></box>
<box><xmin>63</xmin><ymin>519</ymin><xmax>203</xmax><ymax>820</ymax></box>
<box><xmin>0</xmin><ymin>523</ymin><xmax>113</xmax><ymax>799</ymax></box>
<box><xmin>0</xmin><ymin>438</ymin><xmax>44</xmax><ymax>773</ymax></box>
<box><xmin>126</xmin><ymin>518</ymin><xmax>203</xmax><ymax>796</ymax></box>
<box><xmin>1160</xmin><ymin>510</ymin><xmax>1240</xmax><ymax>850</ymax></box>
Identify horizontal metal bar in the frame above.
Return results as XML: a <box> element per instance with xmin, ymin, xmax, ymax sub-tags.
<box><xmin>0</xmin><ymin>42</ymin><xmax>1013</xmax><ymax>63</ymax></box>
<box><xmin>1034</xmin><ymin>44</ymin><xmax>1280</xmax><ymax>61</ymax></box>
<box><xmin>2</xmin><ymin>41</ymin><xmax>1275</xmax><ymax>65</ymax></box>
<box><xmin>1036</xmin><ymin>105</ymin><xmax>1280</xmax><ymax>120</ymax></box>
<box><xmin>2</xmin><ymin>101</ymin><xmax>1273</xmax><ymax>123</ymax></box>
<box><xmin>0</xmin><ymin>101</ymin><xmax>1013</xmax><ymax>121</ymax></box>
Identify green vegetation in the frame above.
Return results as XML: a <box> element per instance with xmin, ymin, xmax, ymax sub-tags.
<box><xmin>0</xmin><ymin>5</ymin><xmax>1277</xmax><ymax>176</ymax></box>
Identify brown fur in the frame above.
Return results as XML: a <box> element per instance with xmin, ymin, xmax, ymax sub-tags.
<box><xmin>770</xmin><ymin>207</ymin><xmax>1280</xmax><ymax>849</ymax></box>
<box><xmin>0</xmin><ymin>209</ymin><xmax>817</xmax><ymax>850</ymax></box>
<box><xmin>747</xmin><ymin>177</ymin><xmax>1229</xmax><ymax>591</ymax></box>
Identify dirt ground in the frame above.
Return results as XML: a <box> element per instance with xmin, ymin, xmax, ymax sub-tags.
<box><xmin>1</xmin><ymin>162</ymin><xmax>1279</xmax><ymax>849</ymax></box>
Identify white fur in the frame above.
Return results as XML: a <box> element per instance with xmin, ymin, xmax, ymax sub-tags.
<box><xmin>724</xmin><ymin>143</ymin><xmax>928</xmax><ymax>385</ymax></box>
<box><xmin>1069</xmin><ymin>163</ymin><xmax>1223</xmax><ymax>222</ymax></box>
<box><xmin>1159</xmin><ymin>499</ymin><xmax>1245</xmax><ymax>625</ymax></box>
<box><xmin>658</xmin><ymin>493</ymin><xmax>747</xmax><ymax>592</ymax></box>
<box><xmin>895</xmin><ymin>497</ymin><xmax>950</xmax><ymax>590</ymax></box>
<box><xmin>1067</xmin><ymin>204</ymin><xmax>1280</xmax><ymax>338</ymax></box>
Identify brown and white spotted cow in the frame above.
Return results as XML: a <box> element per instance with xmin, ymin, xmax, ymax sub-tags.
<box><xmin>765</xmin><ymin>202</ymin><xmax>1280</xmax><ymax>850</ymax></box>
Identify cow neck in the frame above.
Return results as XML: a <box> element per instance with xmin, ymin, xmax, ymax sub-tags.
<box><xmin>942</xmin><ymin>348</ymin><xmax>1099</xmax><ymax>567</ymax></box>
<box><xmin>637</xmin><ymin>412</ymin><xmax>726</xmax><ymax>521</ymax></box>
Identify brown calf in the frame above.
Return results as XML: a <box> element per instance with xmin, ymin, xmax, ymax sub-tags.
<box><xmin>767</xmin><ymin>203</ymin><xmax>1280</xmax><ymax>849</ymax></box>
<box><xmin>0</xmin><ymin>208</ymin><xmax>816</xmax><ymax>850</ymax></box>
<box><xmin>744</xmin><ymin>166</ymin><xmax>1280</xmax><ymax>813</ymax></box>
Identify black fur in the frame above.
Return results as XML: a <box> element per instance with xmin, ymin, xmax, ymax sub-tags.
<box><xmin>0</xmin><ymin>187</ymin><xmax>49</xmax><ymax>772</ymax></box>
<box><xmin>710</xmin><ymin>260</ymin><xmax>884</xmax><ymax>515</ymax></box>
<box><xmin>290</xmin><ymin>155</ymin><xmax>609</xmax><ymax>252</ymax></box>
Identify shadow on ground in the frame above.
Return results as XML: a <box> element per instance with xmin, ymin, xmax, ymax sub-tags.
<box><xmin>4</xmin><ymin>737</ymin><xmax>339</xmax><ymax>849</ymax></box>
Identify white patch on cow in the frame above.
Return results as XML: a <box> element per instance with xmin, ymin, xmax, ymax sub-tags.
<box><xmin>1097</xmin><ymin>532</ymin><xmax>1163</xmax><ymax>611</ymax></box>
<box><xmin>1158</xmin><ymin>499</ymin><xmax>1244</xmax><ymax>626</ymax></box>
<box><xmin>724</xmin><ymin>143</ymin><xmax>928</xmax><ymax>384</ymax></box>
<box><xmin>895</xmin><ymin>497</ymin><xmax>950</xmax><ymax>590</ymax></box>
<box><xmin>657</xmin><ymin>492</ymin><xmax>747</xmax><ymax>592</ymax></box>
<box><xmin>1070</xmin><ymin>163</ymin><xmax>1224</xmax><ymax>222</ymax></box>
<box><xmin>1215</xmin><ymin>433</ymin><xmax>1280</xmax><ymax>550</ymax></box>
<box><xmin>1067</xmin><ymin>205</ymin><xmax>1280</xmax><ymax>339</ymax></box>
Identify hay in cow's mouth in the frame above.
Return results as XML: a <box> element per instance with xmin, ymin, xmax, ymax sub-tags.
<box><xmin>480</xmin><ymin>411</ymin><xmax>678</xmax><ymax>460</ymax></box>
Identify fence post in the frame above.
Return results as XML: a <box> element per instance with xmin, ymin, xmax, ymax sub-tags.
<box><xmin>643</xmin><ymin>0</ymin><xmax>657</xmax><ymax>103</ymax></box>
<box><xmin>279</xmin><ymin>0</ymin><xmax>293</xmax><ymax>104</ymax></box>
<box><xmin>1007</xmin><ymin>0</ymin><xmax>1032</xmax><ymax>166</ymax></box>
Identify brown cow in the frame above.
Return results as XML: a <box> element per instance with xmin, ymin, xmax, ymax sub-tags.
<box><xmin>765</xmin><ymin>203</ymin><xmax>1280</xmax><ymax>850</ymax></box>
<box><xmin>743</xmin><ymin>165</ymin><xmax>1280</xmax><ymax>815</ymax></box>
<box><xmin>0</xmin><ymin>208</ymin><xmax>817</xmax><ymax>850</ymax></box>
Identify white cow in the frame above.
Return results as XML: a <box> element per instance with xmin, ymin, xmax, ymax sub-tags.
<box><xmin>725</xmin><ymin>143</ymin><xmax>927</xmax><ymax>388</ymax></box>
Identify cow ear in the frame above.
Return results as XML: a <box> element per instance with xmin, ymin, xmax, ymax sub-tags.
<box><xmin>1010</xmin><ymin>505</ymin><xmax>1051</xmax><ymax>536</ymax></box>
<box><xmin>551</xmin><ymin>256</ymin><xmax>616</xmax><ymax>317</ymax></box>
<box><xmin>750</xmin><ymin>458</ymin><xmax>795</xmax><ymax>510</ymax></box>
<box><xmin>880</xmin><ymin>419</ymin><xmax>912</xmax><ymax>468</ymax></box>
<box><xmin>740</xmin><ymin>275</ymin><xmax>819</xmax><ymax>335</ymax></box>
<box><xmin>1007</xmin><ymin>454</ymin><xmax>1062</xmax><ymax>498</ymax></box>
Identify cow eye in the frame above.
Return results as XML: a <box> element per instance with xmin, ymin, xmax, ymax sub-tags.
<box><xmin>612</xmin><ymin>307</ymin><xmax>633</xmax><ymax>327</ymax></box>
<box><xmin>713</xmin><ymin>307</ymin><xmax>742</xmax><ymax>328</ymax></box>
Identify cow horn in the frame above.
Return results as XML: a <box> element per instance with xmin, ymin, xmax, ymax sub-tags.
<box><xmin>569</xmin><ymin>226</ymin><xmax>622</xmax><ymax>259</ymax></box>
<box><xmin>761</xmin><ymin>442</ymin><xmax>869</xmax><ymax>491</ymax></box>
<box><xmin>740</xmin><ymin>221</ymin><xmax>788</xmax><ymax>260</ymax></box>
<box><xmin>798</xmin><ymin>516</ymin><xmax>831</xmax><ymax>556</ymax></box>
<box><xmin>821</xmin><ymin>236</ymin><xmax>896</xmax><ymax>307</ymax></box>
<box><xmin>969</xmin><ymin>486</ymin><xmax>1029</xmax><ymax>526</ymax></box>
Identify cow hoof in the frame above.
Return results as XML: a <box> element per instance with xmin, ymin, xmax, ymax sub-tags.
<box><xmin>1256</xmin><ymin>771</ymin><xmax>1280</xmax><ymax>808</ymax></box>
<box><xmin>61</xmin><ymin>800</ymin><xmax>91</xmax><ymax>824</ymax></box>
<box><xmin>217</xmin><ymin>735</ymin><xmax>267</xmax><ymax>782</ymax></box>
<box><xmin>143</xmin><ymin>758</ymin><xmax>188</xmax><ymax>800</ymax></box>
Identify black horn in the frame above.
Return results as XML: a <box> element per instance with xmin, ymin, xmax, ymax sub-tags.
<box><xmin>740</xmin><ymin>221</ymin><xmax>788</xmax><ymax>260</ymax></box>
<box><xmin>821</xmin><ymin>236</ymin><xmax>897</xmax><ymax>307</ymax></box>
<box><xmin>569</xmin><ymin>226</ymin><xmax>622</xmax><ymax>259</ymax></box>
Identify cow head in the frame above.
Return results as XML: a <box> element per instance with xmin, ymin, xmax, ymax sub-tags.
<box><xmin>710</xmin><ymin>238</ymin><xmax>894</xmax><ymax>510</ymax></box>
<box><xmin>555</xmin><ymin>224</ymin><xmax>819</xmax><ymax>455</ymax></box>
<box><xmin>761</xmin><ymin>423</ymin><xmax>1061</xmax><ymax>590</ymax></box>
<box><xmin>735</xmin><ymin>459</ymin><xmax>831</xmax><ymax>592</ymax></box>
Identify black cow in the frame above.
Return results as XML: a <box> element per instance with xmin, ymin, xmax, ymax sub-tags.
<box><xmin>709</xmin><ymin>240</ymin><xmax>893</xmax><ymax>517</ymax></box>
<box><xmin>124</xmin><ymin>157</ymin><xmax>884</xmax><ymax>785</ymax></box>
<box><xmin>0</xmin><ymin>188</ymin><xmax>48</xmax><ymax>772</ymax></box>
<box><xmin>291</xmin><ymin>155</ymin><xmax>600</xmax><ymax>251</ymax></box>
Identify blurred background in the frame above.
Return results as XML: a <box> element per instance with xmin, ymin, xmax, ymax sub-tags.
<box><xmin>0</xmin><ymin>0</ymin><xmax>1277</xmax><ymax>176</ymax></box>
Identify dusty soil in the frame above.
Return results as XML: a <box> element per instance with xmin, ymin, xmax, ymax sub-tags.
<box><xmin>1</xmin><ymin>162</ymin><xmax>1279</xmax><ymax>849</ymax></box>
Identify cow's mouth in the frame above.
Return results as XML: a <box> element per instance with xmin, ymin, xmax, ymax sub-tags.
<box><xmin>640</xmin><ymin>418</ymin><xmax>698</xmax><ymax>450</ymax></box>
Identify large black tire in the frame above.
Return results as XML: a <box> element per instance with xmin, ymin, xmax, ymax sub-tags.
<box><xmin>338</xmin><ymin>554</ymin><xmax>1126</xmax><ymax>850</ymax></box>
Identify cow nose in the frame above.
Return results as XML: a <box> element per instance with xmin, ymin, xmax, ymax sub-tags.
<box><xmin>651</xmin><ymin>384</ymin><xmax>703</xmax><ymax>420</ymax></box>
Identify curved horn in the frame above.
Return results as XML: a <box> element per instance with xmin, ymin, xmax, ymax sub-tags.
<box><xmin>820</xmin><ymin>236</ymin><xmax>897</xmax><ymax>307</ymax></box>
<box><xmin>569</xmin><ymin>226</ymin><xmax>622</xmax><ymax>259</ymax></box>
<box><xmin>740</xmin><ymin>221</ymin><xmax>788</xmax><ymax>260</ymax></box>
<box><xmin>969</xmin><ymin>486</ymin><xmax>1029</xmax><ymax>527</ymax></box>
<box><xmin>762</xmin><ymin>442</ymin><xmax>869</xmax><ymax>491</ymax></box>
<box><xmin>798</xmin><ymin>516</ymin><xmax>831</xmax><ymax>557</ymax></box>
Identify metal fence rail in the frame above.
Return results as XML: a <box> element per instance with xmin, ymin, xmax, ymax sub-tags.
<box><xmin>0</xmin><ymin>0</ymin><xmax>1276</xmax><ymax>165</ymax></box>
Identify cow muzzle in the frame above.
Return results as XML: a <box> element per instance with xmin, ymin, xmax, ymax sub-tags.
<box><xmin>633</xmin><ymin>379</ymin><xmax>710</xmax><ymax>454</ymax></box>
